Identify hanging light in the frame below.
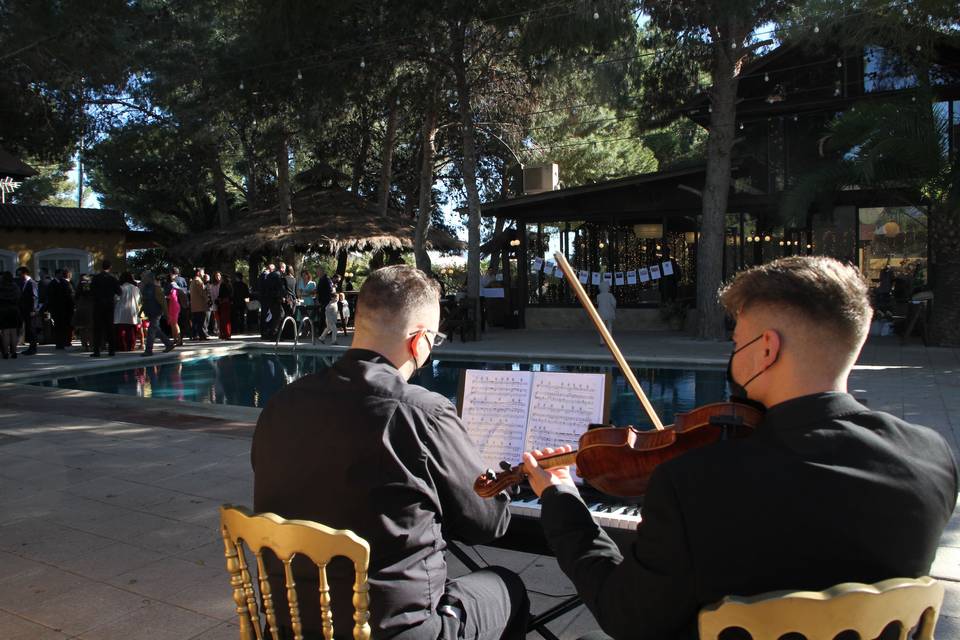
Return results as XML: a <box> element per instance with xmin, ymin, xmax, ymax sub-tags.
<box><xmin>778</xmin><ymin>240</ymin><xmax>785</xmax><ymax>246</ymax></box>
<box><xmin>764</xmin><ymin>73</ymin><xmax>769</xmax><ymax>82</ymax></box>
<box><xmin>598</xmin><ymin>242</ymin><xmax>605</xmax><ymax>249</ymax></box>
<box><xmin>239</xmin><ymin>80</ymin><xmax>244</xmax><ymax>90</ymax></box>
<box><xmin>739</xmin><ymin>122</ymin><xmax>744</xmax><ymax>130</ymax></box>
<box><xmin>793</xmin><ymin>114</ymin><xmax>798</xmax><ymax>122</ymax></box>
<box><xmin>806</xmin><ymin>243</ymin><xmax>812</xmax><ymax>249</ymax></box>
<box><xmin>837</xmin><ymin>59</ymin><xmax>843</xmax><ymax>68</ymax></box>
<box><xmin>763</xmin><ymin>235</ymin><xmax>771</xmax><ymax>242</ymax></box>
<box><xmin>593</xmin><ymin>10</ymin><xmax>599</xmax><ymax>20</ymax></box>
<box><xmin>753</xmin><ymin>235</ymin><xmax>761</xmax><ymax>242</ymax></box>
<box><xmin>814</xmin><ymin>25</ymin><xmax>820</xmax><ymax>33</ymax></box>
<box><xmin>902</xmin><ymin>7</ymin><xmax>909</xmax><ymax>15</ymax></box>
<box><xmin>360</xmin><ymin>58</ymin><xmax>366</xmax><ymax>69</ymax></box>
<box><xmin>746</xmin><ymin>236</ymin><xmax>754</xmax><ymax>243</ymax></box>
<box><xmin>297</xmin><ymin>69</ymin><xmax>303</xmax><ymax>81</ymax></box>
<box><xmin>430</xmin><ymin>45</ymin><xmax>436</xmax><ymax>54</ymax></box>
<box><xmin>916</xmin><ymin>44</ymin><xmax>922</xmax><ymax>52</ymax></box>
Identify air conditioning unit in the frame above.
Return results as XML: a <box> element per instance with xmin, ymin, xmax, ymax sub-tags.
<box><xmin>523</xmin><ymin>163</ymin><xmax>559</xmax><ymax>195</ymax></box>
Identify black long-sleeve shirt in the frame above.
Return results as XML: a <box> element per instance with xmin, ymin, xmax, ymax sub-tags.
<box><xmin>540</xmin><ymin>392</ymin><xmax>959</xmax><ymax>640</ymax></box>
<box><xmin>252</xmin><ymin>349</ymin><xmax>510</xmax><ymax>639</ymax></box>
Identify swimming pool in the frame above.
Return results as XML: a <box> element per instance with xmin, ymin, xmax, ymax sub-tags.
<box><xmin>33</xmin><ymin>351</ymin><xmax>728</xmax><ymax>429</ymax></box>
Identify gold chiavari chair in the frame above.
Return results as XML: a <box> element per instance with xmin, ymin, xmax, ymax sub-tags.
<box><xmin>219</xmin><ymin>504</ymin><xmax>372</xmax><ymax>640</ymax></box>
<box><xmin>699</xmin><ymin>576</ymin><xmax>944</xmax><ymax>640</ymax></box>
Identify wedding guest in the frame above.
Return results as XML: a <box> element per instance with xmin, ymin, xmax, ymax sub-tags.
<box><xmin>190</xmin><ymin>268</ymin><xmax>209</xmax><ymax>340</ymax></box>
<box><xmin>47</xmin><ymin>268</ymin><xmax>76</xmax><ymax>349</ymax></box>
<box><xmin>73</xmin><ymin>274</ymin><xmax>94</xmax><ymax>351</ymax></box>
<box><xmin>90</xmin><ymin>260</ymin><xmax>122</xmax><ymax>357</ymax></box>
<box><xmin>217</xmin><ymin>273</ymin><xmax>233</xmax><ymax>339</ymax></box>
<box><xmin>114</xmin><ymin>272</ymin><xmax>141</xmax><ymax>351</ymax></box>
<box><xmin>15</xmin><ymin>266</ymin><xmax>38</xmax><ymax>355</ymax></box>
<box><xmin>165</xmin><ymin>276</ymin><xmax>183</xmax><ymax>346</ymax></box>
<box><xmin>140</xmin><ymin>270</ymin><xmax>175</xmax><ymax>356</ymax></box>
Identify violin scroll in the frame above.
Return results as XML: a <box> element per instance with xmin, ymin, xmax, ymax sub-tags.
<box><xmin>474</xmin><ymin>465</ymin><xmax>526</xmax><ymax>498</ymax></box>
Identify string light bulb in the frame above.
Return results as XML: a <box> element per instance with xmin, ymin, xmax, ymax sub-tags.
<box><xmin>239</xmin><ymin>80</ymin><xmax>244</xmax><ymax>90</ymax></box>
<box><xmin>793</xmin><ymin>114</ymin><xmax>798</xmax><ymax>122</ymax></box>
<box><xmin>739</xmin><ymin>122</ymin><xmax>744</xmax><ymax>130</ymax></box>
<box><xmin>902</xmin><ymin>7</ymin><xmax>908</xmax><ymax>15</ymax></box>
<box><xmin>430</xmin><ymin>45</ymin><xmax>435</xmax><ymax>54</ymax></box>
<box><xmin>764</xmin><ymin>235</ymin><xmax>771</xmax><ymax>242</ymax></box>
<box><xmin>360</xmin><ymin>58</ymin><xmax>366</xmax><ymax>69</ymax></box>
<box><xmin>916</xmin><ymin>44</ymin><xmax>922</xmax><ymax>51</ymax></box>
<box><xmin>297</xmin><ymin>69</ymin><xmax>303</xmax><ymax>80</ymax></box>
<box><xmin>764</xmin><ymin>73</ymin><xmax>769</xmax><ymax>82</ymax></box>
<box><xmin>836</xmin><ymin>59</ymin><xmax>842</xmax><ymax>68</ymax></box>
<box><xmin>814</xmin><ymin>24</ymin><xmax>820</xmax><ymax>33</ymax></box>
<box><xmin>593</xmin><ymin>10</ymin><xmax>599</xmax><ymax>20</ymax></box>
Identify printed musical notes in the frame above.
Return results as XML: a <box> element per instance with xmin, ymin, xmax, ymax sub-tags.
<box><xmin>661</xmin><ymin>260</ymin><xmax>674</xmax><ymax>276</ymax></box>
<box><xmin>626</xmin><ymin>270</ymin><xmax>637</xmax><ymax>285</ymax></box>
<box><xmin>460</xmin><ymin>370</ymin><xmax>606</xmax><ymax>473</ymax></box>
<box><xmin>461</xmin><ymin>370</ymin><xmax>532</xmax><ymax>471</ymax></box>
<box><xmin>615</xmin><ymin>272</ymin><xmax>625</xmax><ymax>286</ymax></box>
<box><xmin>650</xmin><ymin>264</ymin><xmax>662</xmax><ymax>280</ymax></box>
<box><xmin>524</xmin><ymin>372</ymin><xmax>605</xmax><ymax>454</ymax></box>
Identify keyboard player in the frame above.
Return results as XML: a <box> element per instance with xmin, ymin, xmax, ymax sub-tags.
<box><xmin>521</xmin><ymin>257</ymin><xmax>957</xmax><ymax>640</ymax></box>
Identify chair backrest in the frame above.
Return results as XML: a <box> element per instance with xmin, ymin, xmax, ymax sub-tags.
<box><xmin>219</xmin><ymin>504</ymin><xmax>372</xmax><ymax>640</ymax></box>
<box><xmin>698</xmin><ymin>577</ymin><xmax>944</xmax><ymax>640</ymax></box>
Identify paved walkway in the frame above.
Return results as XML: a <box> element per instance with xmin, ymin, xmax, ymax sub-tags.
<box><xmin>0</xmin><ymin>329</ymin><xmax>958</xmax><ymax>638</ymax></box>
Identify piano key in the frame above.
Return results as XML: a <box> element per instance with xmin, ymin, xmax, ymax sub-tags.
<box><xmin>509</xmin><ymin>498</ymin><xmax>641</xmax><ymax>530</ymax></box>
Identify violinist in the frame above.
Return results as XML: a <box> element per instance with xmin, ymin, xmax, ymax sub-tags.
<box><xmin>523</xmin><ymin>256</ymin><xmax>958</xmax><ymax>640</ymax></box>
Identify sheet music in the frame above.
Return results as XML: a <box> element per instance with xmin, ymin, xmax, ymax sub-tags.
<box><xmin>524</xmin><ymin>372</ymin><xmax>605</xmax><ymax>453</ymax></box>
<box><xmin>461</xmin><ymin>370</ymin><xmax>533</xmax><ymax>470</ymax></box>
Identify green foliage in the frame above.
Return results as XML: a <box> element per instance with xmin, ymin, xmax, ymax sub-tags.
<box><xmin>12</xmin><ymin>160</ymin><xmax>78</xmax><ymax>207</ymax></box>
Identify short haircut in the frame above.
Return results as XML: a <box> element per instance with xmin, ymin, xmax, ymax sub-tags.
<box><xmin>101</xmin><ymin>259</ymin><xmax>112</xmax><ymax>271</ymax></box>
<box><xmin>719</xmin><ymin>256</ymin><xmax>872</xmax><ymax>344</ymax></box>
<box><xmin>358</xmin><ymin>266</ymin><xmax>440</xmax><ymax>328</ymax></box>
<box><xmin>17</xmin><ymin>266</ymin><xmax>30</xmax><ymax>275</ymax></box>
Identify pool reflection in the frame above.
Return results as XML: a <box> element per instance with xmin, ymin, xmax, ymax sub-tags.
<box><xmin>35</xmin><ymin>353</ymin><xmax>727</xmax><ymax>429</ymax></box>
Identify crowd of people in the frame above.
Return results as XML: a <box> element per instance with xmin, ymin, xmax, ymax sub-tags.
<box><xmin>0</xmin><ymin>258</ymin><xmax>356</xmax><ymax>359</ymax></box>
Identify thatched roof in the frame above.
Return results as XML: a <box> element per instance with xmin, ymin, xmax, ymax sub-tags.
<box><xmin>173</xmin><ymin>186</ymin><xmax>462</xmax><ymax>261</ymax></box>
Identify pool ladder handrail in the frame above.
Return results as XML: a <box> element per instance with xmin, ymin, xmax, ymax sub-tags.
<box><xmin>274</xmin><ymin>315</ymin><xmax>316</xmax><ymax>349</ymax></box>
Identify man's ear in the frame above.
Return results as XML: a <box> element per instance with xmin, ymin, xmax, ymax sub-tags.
<box><xmin>763</xmin><ymin>329</ymin><xmax>782</xmax><ymax>363</ymax></box>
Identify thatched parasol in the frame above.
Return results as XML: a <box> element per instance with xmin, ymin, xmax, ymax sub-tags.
<box><xmin>173</xmin><ymin>186</ymin><xmax>462</xmax><ymax>261</ymax></box>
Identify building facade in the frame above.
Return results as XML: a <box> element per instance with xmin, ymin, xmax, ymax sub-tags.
<box><xmin>480</xmin><ymin>41</ymin><xmax>960</xmax><ymax>329</ymax></box>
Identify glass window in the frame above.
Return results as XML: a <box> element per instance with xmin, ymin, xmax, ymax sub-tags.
<box><xmin>863</xmin><ymin>46</ymin><xmax>918</xmax><ymax>93</ymax></box>
<box><xmin>811</xmin><ymin>206</ymin><xmax>857</xmax><ymax>263</ymax></box>
<box><xmin>858</xmin><ymin>206</ymin><xmax>928</xmax><ymax>293</ymax></box>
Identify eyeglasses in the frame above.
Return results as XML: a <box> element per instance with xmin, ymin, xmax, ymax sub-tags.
<box><xmin>408</xmin><ymin>329</ymin><xmax>447</xmax><ymax>347</ymax></box>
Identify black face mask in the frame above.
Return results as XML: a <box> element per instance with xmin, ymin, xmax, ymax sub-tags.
<box><xmin>726</xmin><ymin>334</ymin><xmax>765</xmax><ymax>401</ymax></box>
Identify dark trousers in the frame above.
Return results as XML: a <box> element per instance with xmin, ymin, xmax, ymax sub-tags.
<box><xmin>92</xmin><ymin>304</ymin><xmax>116</xmax><ymax>355</ymax></box>
<box><xmin>191</xmin><ymin>312</ymin><xmax>208</xmax><ymax>339</ymax></box>
<box><xmin>144</xmin><ymin>314</ymin><xmax>173</xmax><ymax>354</ymax></box>
<box><xmin>273</xmin><ymin>566</ymin><xmax>528</xmax><ymax>640</ymax></box>
<box><xmin>266</xmin><ymin>300</ymin><xmax>284</xmax><ymax>338</ymax></box>
<box><xmin>438</xmin><ymin>566</ymin><xmax>529</xmax><ymax>640</ymax></box>
<box><xmin>20</xmin><ymin>311</ymin><xmax>37</xmax><ymax>350</ymax></box>
<box><xmin>52</xmin><ymin>313</ymin><xmax>72</xmax><ymax>348</ymax></box>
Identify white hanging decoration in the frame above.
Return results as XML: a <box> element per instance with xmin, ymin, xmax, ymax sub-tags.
<box><xmin>814</xmin><ymin>24</ymin><xmax>820</xmax><ymax>33</ymax></box>
<box><xmin>739</xmin><ymin>122</ymin><xmax>744</xmax><ymax>130</ymax></box>
<box><xmin>764</xmin><ymin>73</ymin><xmax>769</xmax><ymax>82</ymax></box>
<box><xmin>593</xmin><ymin>11</ymin><xmax>599</xmax><ymax>20</ymax></box>
<box><xmin>360</xmin><ymin>58</ymin><xmax>366</xmax><ymax>69</ymax></box>
<box><xmin>0</xmin><ymin>176</ymin><xmax>22</xmax><ymax>203</ymax></box>
<box><xmin>297</xmin><ymin>69</ymin><xmax>303</xmax><ymax>80</ymax></box>
<box><xmin>836</xmin><ymin>59</ymin><xmax>842</xmax><ymax>67</ymax></box>
<box><xmin>239</xmin><ymin>80</ymin><xmax>244</xmax><ymax>90</ymax></box>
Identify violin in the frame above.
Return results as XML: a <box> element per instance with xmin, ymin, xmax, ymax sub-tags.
<box><xmin>473</xmin><ymin>251</ymin><xmax>765</xmax><ymax>499</ymax></box>
<box><xmin>474</xmin><ymin>401</ymin><xmax>763</xmax><ymax>498</ymax></box>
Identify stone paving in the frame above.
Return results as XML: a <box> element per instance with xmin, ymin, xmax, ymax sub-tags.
<box><xmin>0</xmin><ymin>329</ymin><xmax>958</xmax><ymax>638</ymax></box>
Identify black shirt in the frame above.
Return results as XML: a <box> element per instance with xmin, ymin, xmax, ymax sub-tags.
<box><xmin>252</xmin><ymin>349</ymin><xmax>509</xmax><ymax>639</ymax></box>
<box><xmin>540</xmin><ymin>392</ymin><xmax>959</xmax><ymax>640</ymax></box>
<box><xmin>91</xmin><ymin>271</ymin><xmax>122</xmax><ymax>307</ymax></box>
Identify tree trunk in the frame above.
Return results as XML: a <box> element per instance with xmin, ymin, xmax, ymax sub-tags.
<box><xmin>241</xmin><ymin>127</ymin><xmax>258</xmax><ymax>212</ymax></box>
<box><xmin>352</xmin><ymin>111</ymin><xmax>371</xmax><ymax>194</ymax></box>
<box><xmin>929</xmin><ymin>199</ymin><xmax>960</xmax><ymax>346</ymax></box>
<box><xmin>696</xmin><ymin>43</ymin><xmax>740</xmax><ymax>340</ymax></box>
<box><xmin>377</xmin><ymin>96</ymin><xmax>399</xmax><ymax>217</ymax></box>
<box><xmin>415</xmin><ymin>86</ymin><xmax>438</xmax><ymax>273</ymax></box>
<box><xmin>489</xmin><ymin>216</ymin><xmax>506</xmax><ymax>274</ymax></box>
<box><xmin>211</xmin><ymin>151</ymin><xmax>230</xmax><ymax>228</ymax></box>
<box><xmin>454</xmin><ymin>34</ymin><xmax>483</xmax><ymax>338</ymax></box>
<box><xmin>277</xmin><ymin>136</ymin><xmax>293</xmax><ymax>226</ymax></box>
<box><xmin>336</xmin><ymin>250</ymin><xmax>348</xmax><ymax>277</ymax></box>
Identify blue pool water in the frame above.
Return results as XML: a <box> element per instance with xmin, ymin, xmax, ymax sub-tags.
<box><xmin>33</xmin><ymin>352</ymin><xmax>728</xmax><ymax>429</ymax></box>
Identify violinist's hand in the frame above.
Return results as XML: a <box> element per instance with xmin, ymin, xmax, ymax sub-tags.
<box><xmin>523</xmin><ymin>446</ymin><xmax>577</xmax><ymax>498</ymax></box>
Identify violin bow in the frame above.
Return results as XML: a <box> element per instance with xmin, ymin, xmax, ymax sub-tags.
<box><xmin>553</xmin><ymin>252</ymin><xmax>665</xmax><ymax>431</ymax></box>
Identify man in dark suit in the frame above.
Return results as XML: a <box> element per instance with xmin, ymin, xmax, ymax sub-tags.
<box><xmin>524</xmin><ymin>256</ymin><xmax>959</xmax><ymax>640</ymax></box>
<box><xmin>46</xmin><ymin>268</ymin><xmax>76</xmax><ymax>349</ymax></box>
<box><xmin>253</xmin><ymin>265</ymin><xmax>528</xmax><ymax>640</ymax></box>
<box><xmin>90</xmin><ymin>259</ymin><xmax>122</xmax><ymax>357</ymax></box>
<box><xmin>15</xmin><ymin>266</ymin><xmax>38</xmax><ymax>355</ymax></box>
